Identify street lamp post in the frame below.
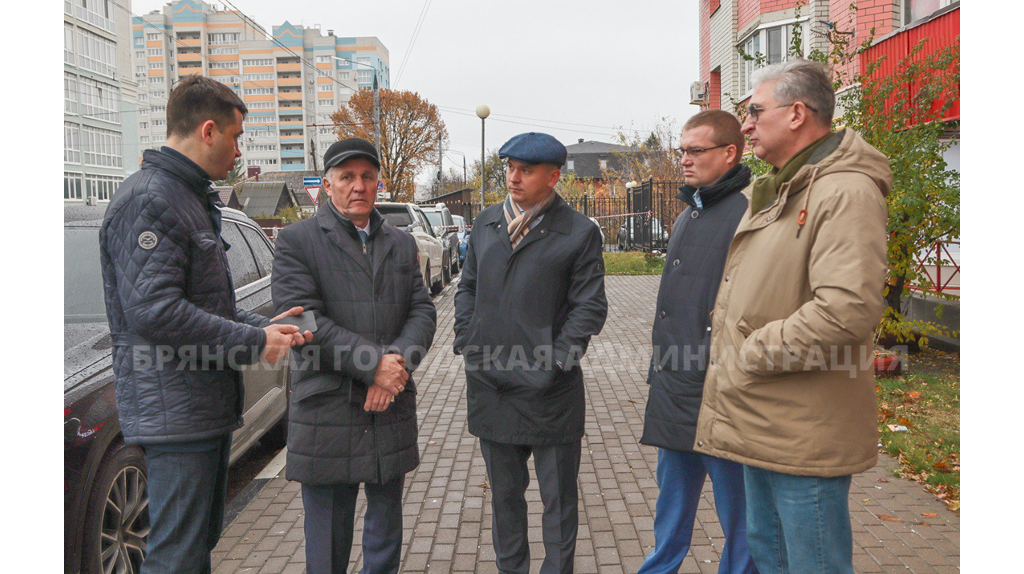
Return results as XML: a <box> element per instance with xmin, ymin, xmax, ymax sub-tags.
<box><xmin>332</xmin><ymin>57</ymin><xmax>381</xmax><ymax>154</ymax></box>
<box><xmin>476</xmin><ymin>105</ymin><xmax>490</xmax><ymax>210</ymax></box>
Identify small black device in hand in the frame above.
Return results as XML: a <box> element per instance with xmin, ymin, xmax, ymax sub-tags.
<box><xmin>272</xmin><ymin>310</ymin><xmax>318</xmax><ymax>333</ymax></box>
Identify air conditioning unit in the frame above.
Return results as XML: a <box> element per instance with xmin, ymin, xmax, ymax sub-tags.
<box><xmin>690</xmin><ymin>81</ymin><xmax>708</xmax><ymax>106</ymax></box>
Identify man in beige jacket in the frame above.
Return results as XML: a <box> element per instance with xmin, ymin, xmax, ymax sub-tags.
<box><xmin>693</xmin><ymin>59</ymin><xmax>891</xmax><ymax>573</ymax></box>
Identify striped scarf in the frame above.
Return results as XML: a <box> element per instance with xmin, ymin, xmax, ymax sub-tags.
<box><xmin>503</xmin><ymin>191</ymin><xmax>557</xmax><ymax>248</ymax></box>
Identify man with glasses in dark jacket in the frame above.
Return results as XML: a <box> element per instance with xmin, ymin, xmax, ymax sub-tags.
<box><xmin>100</xmin><ymin>75</ymin><xmax>310</xmax><ymax>573</ymax></box>
<box><xmin>638</xmin><ymin>111</ymin><xmax>758</xmax><ymax>574</ymax></box>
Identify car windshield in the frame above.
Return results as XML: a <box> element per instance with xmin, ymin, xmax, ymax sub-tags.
<box><xmin>423</xmin><ymin>211</ymin><xmax>443</xmax><ymax>227</ymax></box>
<box><xmin>452</xmin><ymin>216</ymin><xmax>465</xmax><ymax>231</ymax></box>
<box><xmin>65</xmin><ymin>227</ymin><xmax>106</xmax><ymax>319</ymax></box>
<box><xmin>377</xmin><ymin>206</ymin><xmax>414</xmax><ymax>227</ymax></box>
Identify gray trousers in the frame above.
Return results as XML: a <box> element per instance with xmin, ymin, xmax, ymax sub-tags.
<box><xmin>480</xmin><ymin>439</ymin><xmax>582</xmax><ymax>574</ymax></box>
<box><xmin>300</xmin><ymin>476</ymin><xmax>405</xmax><ymax>574</ymax></box>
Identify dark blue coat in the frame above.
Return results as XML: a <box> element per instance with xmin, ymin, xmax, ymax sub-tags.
<box><xmin>454</xmin><ymin>193</ymin><xmax>607</xmax><ymax>446</ymax></box>
<box><xmin>100</xmin><ymin>148</ymin><xmax>268</xmax><ymax>445</ymax></box>
<box><xmin>271</xmin><ymin>209</ymin><xmax>437</xmax><ymax>485</ymax></box>
<box><xmin>640</xmin><ymin>164</ymin><xmax>750</xmax><ymax>453</ymax></box>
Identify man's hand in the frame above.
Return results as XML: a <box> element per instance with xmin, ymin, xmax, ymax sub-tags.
<box><xmin>261</xmin><ymin>324</ymin><xmax>301</xmax><ymax>364</ymax></box>
<box><xmin>271</xmin><ymin>306</ymin><xmax>314</xmax><ymax>345</ymax></box>
<box><xmin>373</xmin><ymin>354</ymin><xmax>408</xmax><ymax>395</ymax></box>
<box><xmin>364</xmin><ymin>384</ymin><xmax>395</xmax><ymax>412</ymax></box>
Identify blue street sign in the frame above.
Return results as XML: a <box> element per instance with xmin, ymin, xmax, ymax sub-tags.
<box><xmin>303</xmin><ymin>177</ymin><xmax>322</xmax><ymax>186</ymax></box>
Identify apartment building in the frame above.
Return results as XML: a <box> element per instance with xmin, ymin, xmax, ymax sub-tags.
<box><xmin>131</xmin><ymin>0</ymin><xmax>389</xmax><ymax>173</ymax></box>
<box><xmin>691</xmin><ymin>0</ymin><xmax>958</xmax><ymax>110</ymax></box>
<box><xmin>64</xmin><ymin>0</ymin><xmax>138</xmax><ymax>204</ymax></box>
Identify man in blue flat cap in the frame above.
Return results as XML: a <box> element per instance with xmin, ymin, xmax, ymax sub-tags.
<box><xmin>454</xmin><ymin>132</ymin><xmax>608</xmax><ymax>573</ymax></box>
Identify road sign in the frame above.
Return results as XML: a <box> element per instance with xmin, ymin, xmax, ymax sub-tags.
<box><xmin>305</xmin><ymin>186</ymin><xmax>320</xmax><ymax>204</ymax></box>
<box><xmin>303</xmin><ymin>176</ymin><xmax>322</xmax><ymax>187</ymax></box>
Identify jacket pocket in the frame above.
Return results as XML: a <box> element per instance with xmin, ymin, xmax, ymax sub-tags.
<box><xmin>292</xmin><ymin>374</ymin><xmax>345</xmax><ymax>402</ymax></box>
<box><xmin>736</xmin><ymin>317</ymin><xmax>755</xmax><ymax>338</ymax></box>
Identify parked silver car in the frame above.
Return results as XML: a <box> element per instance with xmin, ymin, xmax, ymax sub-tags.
<box><xmin>375</xmin><ymin>202</ymin><xmax>446</xmax><ymax>295</ymax></box>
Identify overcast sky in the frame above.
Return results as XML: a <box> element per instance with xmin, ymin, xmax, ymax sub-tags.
<box><xmin>132</xmin><ymin>0</ymin><xmax>701</xmax><ymax>183</ymax></box>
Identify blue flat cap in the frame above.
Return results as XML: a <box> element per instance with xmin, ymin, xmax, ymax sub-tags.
<box><xmin>498</xmin><ymin>132</ymin><xmax>567</xmax><ymax>167</ymax></box>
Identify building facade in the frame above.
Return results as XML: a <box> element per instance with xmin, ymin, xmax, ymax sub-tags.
<box><xmin>64</xmin><ymin>0</ymin><xmax>137</xmax><ymax>204</ymax></box>
<box><xmin>131</xmin><ymin>0</ymin><xmax>389</xmax><ymax>173</ymax></box>
<box><xmin>692</xmin><ymin>0</ymin><xmax>959</xmax><ymax>110</ymax></box>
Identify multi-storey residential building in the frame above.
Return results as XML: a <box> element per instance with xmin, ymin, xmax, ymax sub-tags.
<box><xmin>691</xmin><ymin>0</ymin><xmax>959</xmax><ymax>110</ymax></box>
<box><xmin>131</xmin><ymin>0</ymin><xmax>389</xmax><ymax>173</ymax></box>
<box><xmin>64</xmin><ymin>0</ymin><xmax>137</xmax><ymax>204</ymax></box>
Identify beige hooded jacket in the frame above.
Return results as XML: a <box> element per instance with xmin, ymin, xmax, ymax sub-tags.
<box><xmin>693</xmin><ymin>129</ymin><xmax>892</xmax><ymax>477</ymax></box>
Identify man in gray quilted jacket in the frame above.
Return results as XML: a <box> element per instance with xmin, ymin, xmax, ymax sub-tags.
<box><xmin>100</xmin><ymin>75</ymin><xmax>310</xmax><ymax>573</ymax></box>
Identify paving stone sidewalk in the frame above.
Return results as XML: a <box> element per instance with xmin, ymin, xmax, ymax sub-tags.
<box><xmin>212</xmin><ymin>276</ymin><xmax>959</xmax><ymax>573</ymax></box>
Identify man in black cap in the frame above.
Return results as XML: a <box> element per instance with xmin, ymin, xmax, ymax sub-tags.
<box><xmin>272</xmin><ymin>137</ymin><xmax>437</xmax><ymax>573</ymax></box>
<box><xmin>454</xmin><ymin>132</ymin><xmax>608</xmax><ymax>573</ymax></box>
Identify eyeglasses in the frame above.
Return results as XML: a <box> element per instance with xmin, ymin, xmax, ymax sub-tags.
<box><xmin>672</xmin><ymin>143</ymin><xmax>730</xmax><ymax>159</ymax></box>
<box><xmin>746</xmin><ymin>102</ymin><xmax>819</xmax><ymax>123</ymax></box>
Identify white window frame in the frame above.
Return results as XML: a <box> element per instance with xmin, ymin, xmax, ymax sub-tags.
<box><xmin>738</xmin><ymin>18</ymin><xmax>809</xmax><ymax>96</ymax></box>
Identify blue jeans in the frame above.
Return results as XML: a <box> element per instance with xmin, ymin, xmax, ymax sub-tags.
<box><xmin>639</xmin><ymin>450</ymin><xmax>757</xmax><ymax>574</ymax></box>
<box><xmin>141</xmin><ymin>436</ymin><xmax>231</xmax><ymax>574</ymax></box>
<box><xmin>743</xmin><ymin>466</ymin><xmax>854</xmax><ymax>574</ymax></box>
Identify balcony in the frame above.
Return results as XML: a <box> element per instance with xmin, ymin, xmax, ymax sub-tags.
<box><xmin>177</xmin><ymin>52</ymin><xmax>203</xmax><ymax>62</ymax></box>
<box><xmin>75</xmin><ymin>5</ymin><xmax>115</xmax><ymax>34</ymax></box>
<box><xmin>176</xmin><ymin>38</ymin><xmax>202</xmax><ymax>47</ymax></box>
<box><xmin>277</xmin><ymin>92</ymin><xmax>302</xmax><ymax>101</ymax></box>
<box><xmin>277</xmin><ymin>62</ymin><xmax>302</xmax><ymax>72</ymax></box>
<box><xmin>281</xmin><ymin>149</ymin><xmax>306</xmax><ymax>158</ymax></box>
<box><xmin>277</xmin><ymin>77</ymin><xmax>302</xmax><ymax>87</ymax></box>
<box><xmin>281</xmin><ymin>162</ymin><xmax>308</xmax><ymax>171</ymax></box>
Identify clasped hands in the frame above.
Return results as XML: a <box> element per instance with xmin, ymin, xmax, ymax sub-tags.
<box><xmin>365</xmin><ymin>354</ymin><xmax>408</xmax><ymax>412</ymax></box>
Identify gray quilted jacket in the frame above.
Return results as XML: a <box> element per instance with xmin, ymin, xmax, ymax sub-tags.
<box><xmin>99</xmin><ymin>147</ymin><xmax>268</xmax><ymax>445</ymax></box>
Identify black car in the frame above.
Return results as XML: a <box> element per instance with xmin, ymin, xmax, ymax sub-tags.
<box><xmin>617</xmin><ymin>215</ymin><xmax>669</xmax><ymax>251</ymax></box>
<box><xmin>420</xmin><ymin>204</ymin><xmax>460</xmax><ymax>278</ymax></box>
<box><xmin>64</xmin><ymin>204</ymin><xmax>289</xmax><ymax>573</ymax></box>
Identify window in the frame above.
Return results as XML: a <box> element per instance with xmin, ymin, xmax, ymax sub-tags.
<box><xmin>315</xmin><ymin>55</ymin><xmax>334</xmax><ymax>63</ymax></box>
<box><xmin>244</xmin><ymin>73</ymin><xmax>273</xmax><ymax>81</ymax></box>
<box><xmin>238</xmin><ymin>224</ymin><xmax>275</xmax><ymax>277</ymax></box>
<box><xmin>82</xmin><ymin>126</ymin><xmax>122</xmax><ymax>167</ymax></box>
<box><xmin>210</xmin><ymin>47</ymin><xmax>239</xmax><ymax>55</ymax></box>
<box><xmin>136</xmin><ymin>65</ymin><xmax>145</xmax><ymax>75</ymax></box>
<box><xmin>64</xmin><ymin>122</ymin><xmax>81</xmax><ymax>163</ymax></box>
<box><xmin>138</xmin><ymin>92</ymin><xmax>147</xmax><ymax>102</ymax></box>
<box><xmin>146</xmin><ymin>33</ymin><xmax>160</xmax><ymax>41</ymax></box>
<box><xmin>210</xmin><ymin>61</ymin><xmax>238</xmax><ymax>70</ymax></box>
<box><xmin>153</xmin><ymin>133</ymin><xmax>165</xmax><ymax>143</ymax></box>
<box><xmin>139</xmin><ymin>107</ymin><xmax>148</xmax><ymax>116</ymax></box>
<box><xmin>566</xmin><ymin>159</ymin><xmax>574</xmax><ymax>171</ymax></box>
<box><xmin>65</xmin><ymin>23</ymin><xmax>75</xmax><ymax>64</ymax></box>
<box><xmin>246</xmin><ymin>144</ymin><xmax>277</xmax><ymax>152</ymax></box>
<box><xmin>208</xmin><ymin>33</ymin><xmax>239</xmax><ymax>45</ymax></box>
<box><xmin>738</xmin><ymin>21</ymin><xmax>807</xmax><ymax>94</ymax></box>
<box><xmin>149</xmin><ymin>62</ymin><xmax>164</xmax><ymax>70</ymax></box>
<box><xmin>242</xmin><ymin>58</ymin><xmax>273</xmax><ymax>67</ymax></box>
<box><xmin>152</xmin><ymin>105</ymin><xmax>166</xmax><ymax>114</ymax></box>
<box><xmin>244</xmin><ymin>87</ymin><xmax>274</xmax><ymax>95</ymax></box>
<box><xmin>65</xmin><ymin>172</ymin><xmax>84</xmax><ymax>200</ymax></box>
<box><xmin>139</xmin><ymin>121</ymin><xmax>149</xmax><ymax>129</ymax></box>
<box><xmin>221</xmin><ymin>222</ymin><xmax>262</xmax><ymax>286</ymax></box>
<box><xmin>134</xmin><ymin>36</ymin><xmax>144</xmax><ymax>47</ymax></box>
<box><xmin>247</xmin><ymin>101</ymin><xmax>274</xmax><ymax>109</ymax></box>
<box><xmin>599</xmin><ymin>159</ymin><xmax>608</xmax><ymax>170</ymax></box>
<box><xmin>357</xmin><ymin>70</ymin><xmax>372</xmax><ymax>83</ymax></box>
<box><xmin>318</xmin><ymin>98</ymin><xmax>334</xmax><ymax>107</ymax></box>
<box><xmin>85</xmin><ymin>174</ymin><xmax>121</xmax><ymax>202</ymax></box>
<box><xmin>78</xmin><ymin>77</ymin><xmax>120</xmax><ymax>122</ymax></box>
<box><xmin>140</xmin><ymin>135</ymin><xmax>150</xmax><ymax>144</ymax></box>
<box><xmin>357</xmin><ymin>57</ymin><xmax>371</xmax><ymax>66</ymax></box>
<box><xmin>64</xmin><ymin>73</ymin><xmax>79</xmax><ymax>114</ymax></box>
<box><xmin>150</xmin><ymin>90</ymin><xmax>165</xmax><ymax>98</ymax></box>
<box><xmin>247</xmin><ymin>158</ymin><xmax>278</xmax><ymax>166</ymax></box>
<box><xmin>150</xmin><ymin>76</ymin><xmax>165</xmax><ymax>84</ymax></box>
<box><xmin>153</xmin><ymin>119</ymin><xmax>166</xmax><ymax>127</ymax></box>
<box><xmin>135</xmin><ymin>51</ymin><xmax>144</xmax><ymax>60</ymax></box>
<box><xmin>338</xmin><ymin>71</ymin><xmax>350</xmax><ymax>80</ymax></box>
<box><xmin>148</xmin><ymin>48</ymin><xmax>162</xmax><ymax>56</ymax></box>
<box><xmin>214</xmin><ymin>76</ymin><xmax>240</xmax><ymax>86</ymax></box>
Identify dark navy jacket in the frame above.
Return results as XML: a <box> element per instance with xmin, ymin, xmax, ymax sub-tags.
<box><xmin>100</xmin><ymin>147</ymin><xmax>267</xmax><ymax>445</ymax></box>
<box><xmin>640</xmin><ymin>164</ymin><xmax>750</xmax><ymax>453</ymax></box>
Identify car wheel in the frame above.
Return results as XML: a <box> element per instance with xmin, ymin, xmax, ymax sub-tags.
<box><xmin>82</xmin><ymin>442</ymin><xmax>149</xmax><ymax>574</ymax></box>
<box><xmin>450</xmin><ymin>249</ymin><xmax>459</xmax><ymax>274</ymax></box>
<box><xmin>442</xmin><ymin>254</ymin><xmax>451</xmax><ymax>284</ymax></box>
<box><xmin>261</xmin><ymin>411</ymin><xmax>288</xmax><ymax>449</ymax></box>
<box><xmin>423</xmin><ymin>259</ymin><xmax>431</xmax><ymax>292</ymax></box>
<box><xmin>430</xmin><ymin>263</ymin><xmax>443</xmax><ymax>296</ymax></box>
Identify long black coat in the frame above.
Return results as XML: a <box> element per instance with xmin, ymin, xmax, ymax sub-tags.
<box><xmin>454</xmin><ymin>194</ymin><xmax>607</xmax><ymax>446</ymax></box>
<box><xmin>640</xmin><ymin>164</ymin><xmax>750</xmax><ymax>453</ymax></box>
<box><xmin>100</xmin><ymin>148</ymin><xmax>268</xmax><ymax>445</ymax></box>
<box><xmin>272</xmin><ymin>209</ymin><xmax>436</xmax><ymax>485</ymax></box>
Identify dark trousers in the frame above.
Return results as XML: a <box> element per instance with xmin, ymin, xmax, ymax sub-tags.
<box><xmin>141</xmin><ymin>436</ymin><xmax>232</xmax><ymax>574</ymax></box>
<box><xmin>480</xmin><ymin>438</ymin><xmax>582</xmax><ymax>574</ymax></box>
<box><xmin>301</xmin><ymin>476</ymin><xmax>405</xmax><ymax>574</ymax></box>
<box><xmin>639</xmin><ymin>449</ymin><xmax>757</xmax><ymax>574</ymax></box>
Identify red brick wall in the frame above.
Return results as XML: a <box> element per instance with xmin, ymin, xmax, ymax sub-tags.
<box><xmin>737</xmin><ymin>0</ymin><xmax>760</xmax><ymax>31</ymax></box>
<box><xmin>830</xmin><ymin>0</ymin><xmax>898</xmax><ymax>82</ymax></box>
